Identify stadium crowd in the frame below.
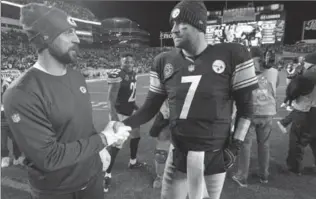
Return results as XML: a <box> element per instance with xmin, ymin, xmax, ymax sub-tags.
<box><xmin>1</xmin><ymin>29</ymin><xmax>172</xmax><ymax>75</ymax></box>
<box><xmin>2</xmin><ymin>28</ymin><xmax>316</xmax><ymax>77</ymax></box>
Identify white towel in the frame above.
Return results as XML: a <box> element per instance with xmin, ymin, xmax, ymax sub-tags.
<box><xmin>187</xmin><ymin>151</ymin><xmax>205</xmax><ymax>199</ymax></box>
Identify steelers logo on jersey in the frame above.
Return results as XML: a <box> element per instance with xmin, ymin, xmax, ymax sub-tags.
<box><xmin>212</xmin><ymin>60</ymin><xmax>226</xmax><ymax>74</ymax></box>
<box><xmin>164</xmin><ymin>63</ymin><xmax>174</xmax><ymax>79</ymax></box>
<box><xmin>171</xmin><ymin>8</ymin><xmax>180</xmax><ymax>19</ymax></box>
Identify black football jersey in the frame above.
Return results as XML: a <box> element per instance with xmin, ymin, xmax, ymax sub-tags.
<box><xmin>107</xmin><ymin>68</ymin><xmax>137</xmax><ymax>116</ymax></box>
<box><xmin>149</xmin><ymin>43</ymin><xmax>258</xmax><ymax>151</ymax></box>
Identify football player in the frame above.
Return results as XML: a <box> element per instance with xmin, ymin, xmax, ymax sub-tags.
<box><xmin>113</xmin><ymin>1</ymin><xmax>259</xmax><ymax>198</ymax></box>
<box><xmin>104</xmin><ymin>52</ymin><xmax>145</xmax><ymax>192</ymax></box>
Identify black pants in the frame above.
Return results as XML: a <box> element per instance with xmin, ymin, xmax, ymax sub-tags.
<box><xmin>1</xmin><ymin>122</ymin><xmax>22</xmax><ymax>159</ymax></box>
<box><xmin>280</xmin><ymin>110</ymin><xmax>295</xmax><ymax>127</ymax></box>
<box><xmin>287</xmin><ymin>108</ymin><xmax>316</xmax><ymax>172</ymax></box>
<box><xmin>286</xmin><ymin>110</ymin><xmax>308</xmax><ymax>172</ymax></box>
<box><xmin>31</xmin><ymin>174</ymin><xmax>104</xmax><ymax>199</ymax></box>
<box><xmin>305</xmin><ymin>107</ymin><xmax>316</xmax><ymax>164</ymax></box>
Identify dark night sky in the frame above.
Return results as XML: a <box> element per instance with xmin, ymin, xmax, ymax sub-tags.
<box><xmin>81</xmin><ymin>1</ymin><xmax>316</xmax><ymax>46</ymax></box>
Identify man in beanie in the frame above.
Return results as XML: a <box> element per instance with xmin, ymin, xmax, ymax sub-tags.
<box><xmin>286</xmin><ymin>52</ymin><xmax>316</xmax><ymax>174</ymax></box>
<box><xmin>3</xmin><ymin>3</ymin><xmax>130</xmax><ymax>199</ymax></box>
<box><xmin>117</xmin><ymin>1</ymin><xmax>258</xmax><ymax>198</ymax></box>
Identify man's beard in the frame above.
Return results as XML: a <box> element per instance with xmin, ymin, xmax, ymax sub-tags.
<box><xmin>48</xmin><ymin>45</ymin><xmax>79</xmax><ymax>65</ymax></box>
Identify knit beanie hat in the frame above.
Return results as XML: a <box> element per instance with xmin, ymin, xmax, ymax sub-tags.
<box><xmin>169</xmin><ymin>0</ymin><xmax>207</xmax><ymax>33</ymax></box>
<box><xmin>20</xmin><ymin>3</ymin><xmax>77</xmax><ymax>50</ymax></box>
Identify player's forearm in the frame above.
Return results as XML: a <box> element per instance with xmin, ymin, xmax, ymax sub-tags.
<box><xmin>123</xmin><ymin>91</ymin><xmax>166</xmax><ymax>128</ymax></box>
<box><xmin>108</xmin><ymin>91</ymin><xmax>119</xmax><ymax>120</ymax></box>
<box><xmin>108</xmin><ymin>102</ymin><xmax>119</xmax><ymax>120</ymax></box>
<box><xmin>233</xmin><ymin>90</ymin><xmax>254</xmax><ymax>141</ymax></box>
<box><xmin>44</xmin><ymin>134</ymin><xmax>106</xmax><ymax>170</ymax></box>
<box><xmin>11</xmin><ymin>127</ymin><xmax>105</xmax><ymax>172</ymax></box>
<box><xmin>233</xmin><ymin>117</ymin><xmax>251</xmax><ymax>141</ymax></box>
<box><xmin>107</xmin><ymin>82</ymin><xmax>120</xmax><ymax>115</ymax></box>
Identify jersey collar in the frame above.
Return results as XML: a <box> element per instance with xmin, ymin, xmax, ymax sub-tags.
<box><xmin>180</xmin><ymin>45</ymin><xmax>212</xmax><ymax>63</ymax></box>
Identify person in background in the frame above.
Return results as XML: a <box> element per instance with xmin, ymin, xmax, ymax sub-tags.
<box><xmin>277</xmin><ymin>56</ymin><xmax>312</xmax><ymax>133</ymax></box>
<box><xmin>104</xmin><ymin>52</ymin><xmax>145</xmax><ymax>193</ymax></box>
<box><xmin>281</xmin><ymin>57</ymin><xmax>306</xmax><ymax>111</ymax></box>
<box><xmin>232</xmin><ymin>46</ymin><xmax>279</xmax><ymax>187</ymax></box>
<box><xmin>1</xmin><ymin>77</ymin><xmax>24</xmax><ymax>167</ymax></box>
<box><xmin>285</xmin><ymin>52</ymin><xmax>316</xmax><ymax>175</ymax></box>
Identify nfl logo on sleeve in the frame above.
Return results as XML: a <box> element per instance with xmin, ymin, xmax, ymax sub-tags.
<box><xmin>11</xmin><ymin>113</ymin><xmax>21</xmax><ymax>123</ymax></box>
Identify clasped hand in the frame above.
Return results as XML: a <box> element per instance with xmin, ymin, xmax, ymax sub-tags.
<box><xmin>101</xmin><ymin>121</ymin><xmax>131</xmax><ymax>146</ymax></box>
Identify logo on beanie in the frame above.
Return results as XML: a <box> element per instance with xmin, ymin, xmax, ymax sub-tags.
<box><xmin>67</xmin><ymin>16</ymin><xmax>77</xmax><ymax>27</ymax></box>
<box><xmin>164</xmin><ymin>63</ymin><xmax>174</xmax><ymax>79</ymax></box>
<box><xmin>171</xmin><ymin>8</ymin><xmax>180</xmax><ymax>19</ymax></box>
<box><xmin>80</xmin><ymin>86</ymin><xmax>87</xmax><ymax>94</ymax></box>
<box><xmin>43</xmin><ymin>35</ymin><xmax>49</xmax><ymax>40</ymax></box>
<box><xmin>212</xmin><ymin>60</ymin><xmax>226</xmax><ymax>74</ymax></box>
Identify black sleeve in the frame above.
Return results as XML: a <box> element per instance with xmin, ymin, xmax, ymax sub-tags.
<box><xmin>123</xmin><ymin>52</ymin><xmax>168</xmax><ymax>128</ymax></box>
<box><xmin>123</xmin><ymin>91</ymin><xmax>166</xmax><ymax>128</ymax></box>
<box><xmin>3</xmin><ymin>89</ymin><xmax>105</xmax><ymax>172</ymax></box>
<box><xmin>234</xmin><ymin>89</ymin><xmax>254</xmax><ymax>119</ymax></box>
<box><xmin>231</xmin><ymin>44</ymin><xmax>258</xmax><ymax>119</ymax></box>
<box><xmin>286</xmin><ymin>76</ymin><xmax>315</xmax><ymax>100</ymax></box>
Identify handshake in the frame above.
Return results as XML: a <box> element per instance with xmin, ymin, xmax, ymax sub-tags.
<box><xmin>100</xmin><ymin>121</ymin><xmax>132</xmax><ymax>147</ymax></box>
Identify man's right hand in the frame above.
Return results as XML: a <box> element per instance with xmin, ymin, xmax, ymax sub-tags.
<box><xmin>101</xmin><ymin>121</ymin><xmax>131</xmax><ymax>146</ymax></box>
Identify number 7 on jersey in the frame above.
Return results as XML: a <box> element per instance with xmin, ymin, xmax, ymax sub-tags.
<box><xmin>180</xmin><ymin>75</ymin><xmax>202</xmax><ymax>119</ymax></box>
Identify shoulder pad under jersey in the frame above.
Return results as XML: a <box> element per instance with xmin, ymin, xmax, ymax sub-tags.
<box><xmin>152</xmin><ymin>49</ymin><xmax>179</xmax><ymax>79</ymax></box>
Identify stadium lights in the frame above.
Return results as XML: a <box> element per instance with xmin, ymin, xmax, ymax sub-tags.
<box><xmin>2</xmin><ymin>1</ymin><xmax>23</xmax><ymax>7</ymax></box>
<box><xmin>271</xmin><ymin>4</ymin><xmax>280</xmax><ymax>10</ymax></box>
<box><xmin>71</xmin><ymin>17</ymin><xmax>101</xmax><ymax>26</ymax></box>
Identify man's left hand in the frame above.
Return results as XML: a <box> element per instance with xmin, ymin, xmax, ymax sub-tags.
<box><xmin>223</xmin><ymin>139</ymin><xmax>243</xmax><ymax>170</ymax></box>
